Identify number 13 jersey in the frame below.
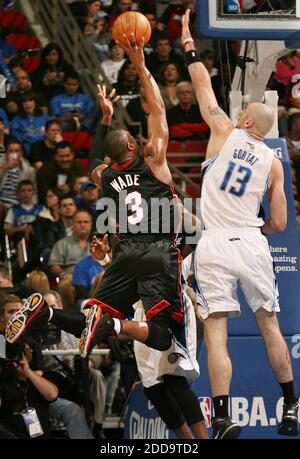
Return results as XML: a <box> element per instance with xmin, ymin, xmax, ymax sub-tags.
<box><xmin>201</xmin><ymin>128</ymin><xmax>275</xmax><ymax>229</ymax></box>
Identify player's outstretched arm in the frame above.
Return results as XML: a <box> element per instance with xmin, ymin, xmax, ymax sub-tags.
<box><xmin>261</xmin><ymin>157</ymin><xmax>287</xmax><ymax>234</ymax></box>
<box><xmin>119</xmin><ymin>34</ymin><xmax>169</xmax><ymax>164</ymax></box>
<box><xmin>182</xmin><ymin>9</ymin><xmax>232</xmax><ymax>134</ymax></box>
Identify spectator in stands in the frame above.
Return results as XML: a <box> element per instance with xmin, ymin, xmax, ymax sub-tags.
<box><xmin>19</xmin><ymin>193</ymin><xmax>77</xmax><ymax>280</ymax></box>
<box><xmin>108</xmin><ymin>0</ymin><xmax>133</xmax><ymax>28</ymax></box>
<box><xmin>46</xmin><ymin>195</ymin><xmax>77</xmax><ymax>244</ymax></box>
<box><xmin>37</xmin><ymin>141</ymin><xmax>85</xmax><ymax>203</ymax></box>
<box><xmin>82</xmin><ymin>0</ymin><xmax>102</xmax><ymax>34</ymax></box>
<box><xmin>0</xmin><ymin>336</ymin><xmax>58</xmax><ymax>438</ymax></box>
<box><xmin>287</xmin><ymin>113</ymin><xmax>300</xmax><ymax>155</ymax></box>
<box><xmin>43</xmin><ymin>289</ymin><xmax>107</xmax><ymax>439</ymax></box>
<box><xmin>113</xmin><ymin>59</ymin><xmax>140</xmax><ymax>108</ymax></box>
<box><xmin>200</xmin><ymin>49</ymin><xmax>222</xmax><ymax>106</ymax></box>
<box><xmin>76</xmin><ymin>181</ymin><xmax>100</xmax><ymax>215</ymax></box>
<box><xmin>0</xmin><ymin>116</ymin><xmax>12</xmax><ymax>157</ymax></box>
<box><xmin>167</xmin><ymin>81</ymin><xmax>209</xmax><ymax>141</ymax></box>
<box><xmin>32</xmin><ymin>42</ymin><xmax>75</xmax><ymax>100</ymax></box>
<box><xmin>272</xmin><ymin>52</ymin><xmax>300</xmax><ymax>92</ymax></box>
<box><xmin>145</xmin><ymin>36</ymin><xmax>186</xmax><ymax>81</ymax></box>
<box><xmin>24</xmin><ymin>270</ymin><xmax>50</xmax><ymax>294</ymax></box>
<box><xmin>0</xmin><ymin>36</ymin><xmax>17</xmax><ymax>63</ymax></box>
<box><xmin>29</xmin><ymin>120</ymin><xmax>63</xmax><ymax>170</ymax></box>
<box><xmin>156</xmin><ymin>0</ymin><xmax>195</xmax><ymax>44</ymax></box>
<box><xmin>89</xmin><ymin>15</ymin><xmax>112</xmax><ymax>61</ymax></box>
<box><xmin>0</xmin><ymin>294</ymin><xmax>94</xmax><ymax>439</ymax></box>
<box><xmin>4</xmin><ymin>69</ymin><xmax>48</xmax><ymax>120</ymax></box>
<box><xmin>48</xmin><ymin>209</ymin><xmax>93</xmax><ymax>310</ymax></box>
<box><xmin>50</xmin><ymin>72</ymin><xmax>95</xmax><ymax>131</ymax></box>
<box><xmin>4</xmin><ymin>180</ymin><xmax>42</xmax><ymax>242</ymax></box>
<box><xmin>0</xmin><ymin>265</ymin><xmax>36</xmax><ymax>300</ymax></box>
<box><xmin>72</xmin><ymin>251</ymin><xmax>104</xmax><ymax>301</ymax></box>
<box><xmin>0</xmin><ymin>109</ymin><xmax>9</xmax><ymax>132</ymax></box>
<box><xmin>0</xmin><ymin>140</ymin><xmax>36</xmax><ymax>222</ymax></box>
<box><xmin>16</xmin><ymin>188</ymin><xmax>63</xmax><ymax>277</ymax></box>
<box><xmin>100</xmin><ymin>40</ymin><xmax>126</xmax><ymax>84</ymax></box>
<box><xmin>73</xmin><ymin>175</ymin><xmax>90</xmax><ymax>204</ymax></box>
<box><xmin>142</xmin><ymin>10</ymin><xmax>160</xmax><ymax>57</ymax></box>
<box><xmin>11</xmin><ymin>92</ymin><xmax>51</xmax><ymax>155</ymax></box>
<box><xmin>70</xmin><ymin>0</ymin><xmax>102</xmax><ymax>31</ymax></box>
<box><xmin>158</xmin><ymin>62</ymin><xmax>182</xmax><ymax>110</ymax></box>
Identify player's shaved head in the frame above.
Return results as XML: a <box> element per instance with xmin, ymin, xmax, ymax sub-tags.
<box><xmin>237</xmin><ymin>102</ymin><xmax>274</xmax><ymax>138</ymax></box>
<box><xmin>103</xmin><ymin>129</ymin><xmax>138</xmax><ymax>163</ymax></box>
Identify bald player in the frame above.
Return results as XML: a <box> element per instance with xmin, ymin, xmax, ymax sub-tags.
<box><xmin>182</xmin><ymin>10</ymin><xmax>299</xmax><ymax>439</ymax></box>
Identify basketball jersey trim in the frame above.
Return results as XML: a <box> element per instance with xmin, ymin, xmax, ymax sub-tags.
<box><xmin>242</xmin><ymin>129</ymin><xmax>263</xmax><ymax>144</ymax></box>
<box><xmin>111</xmin><ymin>158</ymin><xmax>136</xmax><ymax>170</ymax></box>
<box><xmin>145</xmin><ymin>299</ymin><xmax>171</xmax><ymax>321</ymax></box>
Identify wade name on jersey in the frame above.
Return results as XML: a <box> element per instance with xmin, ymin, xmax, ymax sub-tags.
<box><xmin>110</xmin><ymin>174</ymin><xmax>140</xmax><ymax>192</ymax></box>
<box><xmin>233</xmin><ymin>149</ymin><xmax>259</xmax><ymax>166</ymax></box>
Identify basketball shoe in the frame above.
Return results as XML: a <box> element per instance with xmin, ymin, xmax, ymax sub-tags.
<box><xmin>5</xmin><ymin>293</ymin><xmax>49</xmax><ymax>343</ymax></box>
<box><xmin>278</xmin><ymin>400</ymin><xmax>299</xmax><ymax>436</ymax></box>
<box><xmin>211</xmin><ymin>417</ymin><xmax>242</xmax><ymax>439</ymax></box>
<box><xmin>80</xmin><ymin>305</ymin><xmax>117</xmax><ymax>358</ymax></box>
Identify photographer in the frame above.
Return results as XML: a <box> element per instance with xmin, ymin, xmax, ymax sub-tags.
<box><xmin>0</xmin><ymin>339</ymin><xmax>58</xmax><ymax>439</ymax></box>
<box><xmin>0</xmin><ymin>293</ymin><xmax>94</xmax><ymax>439</ymax></box>
<box><xmin>0</xmin><ymin>294</ymin><xmax>58</xmax><ymax>438</ymax></box>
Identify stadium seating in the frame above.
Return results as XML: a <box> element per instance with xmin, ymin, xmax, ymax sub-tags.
<box><xmin>6</xmin><ymin>33</ymin><xmax>42</xmax><ymax>52</ymax></box>
<box><xmin>0</xmin><ymin>11</ymin><xmax>29</xmax><ymax>29</ymax></box>
<box><xmin>23</xmin><ymin>55</ymin><xmax>41</xmax><ymax>74</ymax></box>
<box><xmin>62</xmin><ymin>131</ymin><xmax>93</xmax><ymax>153</ymax></box>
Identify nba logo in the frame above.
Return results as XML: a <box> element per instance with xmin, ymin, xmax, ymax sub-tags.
<box><xmin>199</xmin><ymin>397</ymin><xmax>212</xmax><ymax>428</ymax></box>
<box><xmin>226</xmin><ymin>0</ymin><xmax>242</xmax><ymax>13</ymax></box>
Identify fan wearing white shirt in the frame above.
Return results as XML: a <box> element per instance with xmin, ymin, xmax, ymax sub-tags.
<box><xmin>100</xmin><ymin>40</ymin><xmax>126</xmax><ymax>84</ymax></box>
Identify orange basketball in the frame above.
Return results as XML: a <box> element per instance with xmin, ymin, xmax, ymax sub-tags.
<box><xmin>112</xmin><ymin>12</ymin><xmax>151</xmax><ymax>47</ymax></box>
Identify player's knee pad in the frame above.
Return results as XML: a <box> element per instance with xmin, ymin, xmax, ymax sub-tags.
<box><xmin>144</xmin><ymin>322</ymin><xmax>172</xmax><ymax>351</ymax></box>
<box><xmin>163</xmin><ymin>375</ymin><xmax>204</xmax><ymax>425</ymax></box>
<box><xmin>144</xmin><ymin>384</ymin><xmax>185</xmax><ymax>431</ymax></box>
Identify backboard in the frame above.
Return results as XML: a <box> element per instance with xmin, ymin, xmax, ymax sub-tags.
<box><xmin>197</xmin><ymin>0</ymin><xmax>300</xmax><ymax>44</ymax></box>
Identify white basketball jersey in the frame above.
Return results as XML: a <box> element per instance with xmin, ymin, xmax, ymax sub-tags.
<box><xmin>201</xmin><ymin>129</ymin><xmax>275</xmax><ymax>229</ymax></box>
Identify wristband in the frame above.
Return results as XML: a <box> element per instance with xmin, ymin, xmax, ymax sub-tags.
<box><xmin>183</xmin><ymin>38</ymin><xmax>194</xmax><ymax>47</ymax></box>
<box><xmin>98</xmin><ymin>253</ymin><xmax>110</xmax><ymax>266</ymax></box>
<box><xmin>184</xmin><ymin>50</ymin><xmax>201</xmax><ymax>66</ymax></box>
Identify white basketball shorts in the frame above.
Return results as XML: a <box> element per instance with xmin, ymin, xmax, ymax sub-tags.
<box><xmin>194</xmin><ymin>227</ymin><xmax>280</xmax><ymax>319</ymax></box>
<box><xmin>133</xmin><ymin>292</ymin><xmax>200</xmax><ymax>388</ymax></box>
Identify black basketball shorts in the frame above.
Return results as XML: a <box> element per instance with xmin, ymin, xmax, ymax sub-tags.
<box><xmin>93</xmin><ymin>238</ymin><xmax>184</xmax><ymax>330</ymax></box>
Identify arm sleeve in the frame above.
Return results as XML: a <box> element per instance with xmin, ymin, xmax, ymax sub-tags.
<box><xmin>89</xmin><ymin>124</ymin><xmax>111</xmax><ymax>169</ymax></box>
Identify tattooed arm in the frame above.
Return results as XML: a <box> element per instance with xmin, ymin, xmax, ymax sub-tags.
<box><xmin>182</xmin><ymin>10</ymin><xmax>233</xmax><ymax>136</ymax></box>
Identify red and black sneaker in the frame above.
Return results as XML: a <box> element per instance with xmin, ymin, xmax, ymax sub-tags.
<box><xmin>79</xmin><ymin>305</ymin><xmax>116</xmax><ymax>358</ymax></box>
<box><xmin>5</xmin><ymin>293</ymin><xmax>49</xmax><ymax>343</ymax></box>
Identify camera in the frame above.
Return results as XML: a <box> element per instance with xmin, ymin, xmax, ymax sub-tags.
<box><xmin>27</xmin><ymin>323</ymin><xmax>61</xmax><ymax>347</ymax></box>
<box><xmin>5</xmin><ymin>342</ymin><xmax>24</xmax><ymax>362</ymax></box>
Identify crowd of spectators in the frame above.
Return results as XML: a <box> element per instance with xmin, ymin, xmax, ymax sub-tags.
<box><xmin>1</xmin><ymin>0</ymin><xmax>300</xmax><ymax>439</ymax></box>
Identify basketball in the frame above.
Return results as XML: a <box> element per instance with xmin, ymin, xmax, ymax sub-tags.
<box><xmin>112</xmin><ymin>12</ymin><xmax>151</xmax><ymax>47</ymax></box>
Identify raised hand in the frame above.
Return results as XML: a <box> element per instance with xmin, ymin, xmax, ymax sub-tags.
<box><xmin>181</xmin><ymin>9</ymin><xmax>195</xmax><ymax>50</ymax></box>
<box><xmin>117</xmin><ymin>33</ymin><xmax>145</xmax><ymax>70</ymax></box>
<box><xmin>97</xmin><ymin>84</ymin><xmax>120</xmax><ymax>118</ymax></box>
<box><xmin>90</xmin><ymin>233</ymin><xmax>110</xmax><ymax>261</ymax></box>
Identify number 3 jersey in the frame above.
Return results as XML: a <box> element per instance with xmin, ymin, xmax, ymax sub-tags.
<box><xmin>101</xmin><ymin>156</ymin><xmax>181</xmax><ymax>238</ymax></box>
<box><xmin>201</xmin><ymin>128</ymin><xmax>275</xmax><ymax>229</ymax></box>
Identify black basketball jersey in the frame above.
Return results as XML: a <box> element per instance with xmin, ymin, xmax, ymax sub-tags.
<box><xmin>101</xmin><ymin>156</ymin><xmax>181</xmax><ymax>239</ymax></box>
